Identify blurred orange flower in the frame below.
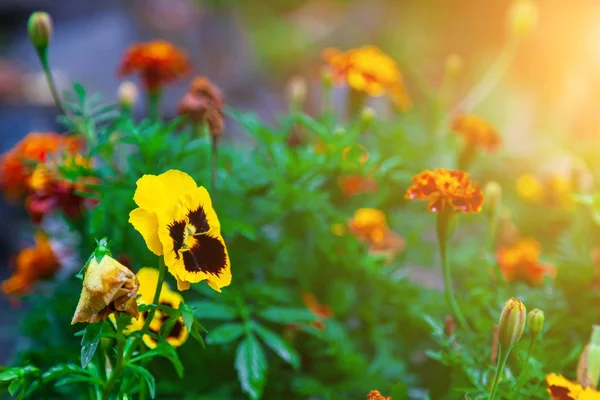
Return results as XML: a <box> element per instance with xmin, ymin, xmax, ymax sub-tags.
<box><xmin>302</xmin><ymin>292</ymin><xmax>332</xmax><ymax>330</ymax></box>
<box><xmin>516</xmin><ymin>172</ymin><xmax>574</xmax><ymax>209</ymax></box>
<box><xmin>348</xmin><ymin>208</ymin><xmax>405</xmax><ymax>260</ymax></box>
<box><xmin>0</xmin><ymin>132</ymin><xmax>81</xmax><ymax>202</ymax></box>
<box><xmin>546</xmin><ymin>373</ymin><xmax>600</xmax><ymax>400</ymax></box>
<box><xmin>1</xmin><ymin>233</ymin><xmax>60</xmax><ymax>295</ymax></box>
<box><xmin>322</xmin><ymin>46</ymin><xmax>411</xmax><ymax>110</ymax></box>
<box><xmin>118</xmin><ymin>40</ymin><xmax>191</xmax><ymax>92</ymax></box>
<box><xmin>178</xmin><ymin>76</ymin><xmax>225</xmax><ymax>138</ymax></box>
<box><xmin>405</xmin><ymin>169</ymin><xmax>484</xmax><ymax>213</ymax></box>
<box><xmin>338</xmin><ymin>175</ymin><xmax>377</xmax><ymax>197</ymax></box>
<box><xmin>496</xmin><ymin>238</ymin><xmax>556</xmax><ymax>286</ymax></box>
<box><xmin>367</xmin><ymin>390</ymin><xmax>392</xmax><ymax>400</ymax></box>
<box><xmin>452</xmin><ymin>115</ymin><xmax>501</xmax><ymax>152</ymax></box>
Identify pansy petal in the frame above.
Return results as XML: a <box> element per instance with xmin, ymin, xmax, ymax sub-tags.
<box><xmin>133</xmin><ymin>170</ymin><xmax>197</xmax><ymax>211</ymax></box>
<box><xmin>129</xmin><ymin>208</ymin><xmax>163</xmax><ymax>255</ymax></box>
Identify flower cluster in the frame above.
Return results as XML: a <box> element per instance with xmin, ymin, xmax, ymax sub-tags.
<box><xmin>125</xmin><ymin>268</ymin><xmax>189</xmax><ymax>348</ymax></box>
<box><xmin>1</xmin><ymin>233</ymin><xmax>60</xmax><ymax>295</ymax></box>
<box><xmin>405</xmin><ymin>168</ymin><xmax>484</xmax><ymax>213</ymax></box>
<box><xmin>322</xmin><ymin>45</ymin><xmax>411</xmax><ymax>110</ymax></box>
<box><xmin>129</xmin><ymin>170</ymin><xmax>231</xmax><ymax>291</ymax></box>
<box><xmin>496</xmin><ymin>238</ymin><xmax>556</xmax><ymax>286</ymax></box>
<box><xmin>118</xmin><ymin>40</ymin><xmax>191</xmax><ymax>92</ymax></box>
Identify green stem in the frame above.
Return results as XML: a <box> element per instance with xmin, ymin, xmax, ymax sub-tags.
<box><xmin>38</xmin><ymin>50</ymin><xmax>67</xmax><ymax>115</ymax></box>
<box><xmin>436</xmin><ymin>211</ymin><xmax>469</xmax><ymax>331</ymax></box>
<box><xmin>147</xmin><ymin>90</ymin><xmax>162</xmax><ymax>121</ymax></box>
<box><xmin>140</xmin><ymin>257</ymin><xmax>166</xmax><ymax>335</ymax></box>
<box><xmin>514</xmin><ymin>335</ymin><xmax>537</xmax><ymax>399</ymax></box>
<box><xmin>102</xmin><ymin>326</ymin><xmax>125</xmax><ymax>400</ymax></box>
<box><xmin>211</xmin><ymin>135</ymin><xmax>218</xmax><ymax>194</ymax></box>
<box><xmin>489</xmin><ymin>345</ymin><xmax>511</xmax><ymax>400</ymax></box>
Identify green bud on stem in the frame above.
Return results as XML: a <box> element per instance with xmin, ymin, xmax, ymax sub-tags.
<box><xmin>28</xmin><ymin>12</ymin><xmax>52</xmax><ymax>52</ymax></box>
<box><xmin>528</xmin><ymin>308</ymin><xmax>544</xmax><ymax>337</ymax></box>
<box><xmin>498</xmin><ymin>297</ymin><xmax>527</xmax><ymax>350</ymax></box>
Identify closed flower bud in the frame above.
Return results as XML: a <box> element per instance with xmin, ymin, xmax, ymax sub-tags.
<box><xmin>528</xmin><ymin>308</ymin><xmax>544</xmax><ymax>336</ymax></box>
<box><xmin>360</xmin><ymin>106</ymin><xmax>377</xmax><ymax>125</ymax></box>
<box><xmin>27</xmin><ymin>12</ymin><xmax>52</xmax><ymax>51</ymax></box>
<box><xmin>507</xmin><ymin>0</ymin><xmax>538</xmax><ymax>39</ymax></box>
<box><xmin>484</xmin><ymin>181</ymin><xmax>502</xmax><ymax>218</ymax></box>
<box><xmin>71</xmin><ymin>253</ymin><xmax>139</xmax><ymax>324</ymax></box>
<box><xmin>117</xmin><ymin>81</ymin><xmax>138</xmax><ymax>109</ymax></box>
<box><xmin>287</xmin><ymin>76</ymin><xmax>307</xmax><ymax>108</ymax></box>
<box><xmin>498</xmin><ymin>297</ymin><xmax>526</xmax><ymax>350</ymax></box>
<box><xmin>588</xmin><ymin>326</ymin><xmax>600</xmax><ymax>389</ymax></box>
<box><xmin>444</xmin><ymin>53</ymin><xmax>464</xmax><ymax>78</ymax></box>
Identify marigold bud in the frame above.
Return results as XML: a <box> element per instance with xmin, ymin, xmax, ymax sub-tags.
<box><xmin>27</xmin><ymin>12</ymin><xmax>53</xmax><ymax>51</ymax></box>
<box><xmin>117</xmin><ymin>81</ymin><xmax>138</xmax><ymax>109</ymax></box>
<box><xmin>498</xmin><ymin>297</ymin><xmax>526</xmax><ymax>350</ymax></box>
<box><xmin>528</xmin><ymin>308</ymin><xmax>544</xmax><ymax>336</ymax></box>
<box><xmin>484</xmin><ymin>181</ymin><xmax>502</xmax><ymax>218</ymax></box>
<box><xmin>444</xmin><ymin>53</ymin><xmax>464</xmax><ymax>78</ymax></box>
<box><xmin>360</xmin><ymin>106</ymin><xmax>377</xmax><ymax>125</ymax></box>
<box><xmin>507</xmin><ymin>0</ymin><xmax>538</xmax><ymax>39</ymax></box>
<box><xmin>287</xmin><ymin>76</ymin><xmax>307</xmax><ymax>108</ymax></box>
<box><xmin>588</xmin><ymin>326</ymin><xmax>600</xmax><ymax>389</ymax></box>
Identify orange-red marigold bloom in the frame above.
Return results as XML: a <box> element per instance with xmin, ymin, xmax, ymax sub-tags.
<box><xmin>452</xmin><ymin>115</ymin><xmax>501</xmax><ymax>152</ymax></box>
<box><xmin>2</xmin><ymin>233</ymin><xmax>60</xmax><ymax>295</ymax></box>
<box><xmin>338</xmin><ymin>175</ymin><xmax>378</xmax><ymax>197</ymax></box>
<box><xmin>302</xmin><ymin>293</ymin><xmax>332</xmax><ymax>331</ymax></box>
<box><xmin>322</xmin><ymin>46</ymin><xmax>411</xmax><ymax>110</ymax></box>
<box><xmin>405</xmin><ymin>169</ymin><xmax>484</xmax><ymax>213</ymax></box>
<box><xmin>118</xmin><ymin>40</ymin><xmax>191</xmax><ymax>92</ymax></box>
<box><xmin>496</xmin><ymin>238</ymin><xmax>556</xmax><ymax>286</ymax></box>
<box><xmin>367</xmin><ymin>390</ymin><xmax>392</xmax><ymax>400</ymax></box>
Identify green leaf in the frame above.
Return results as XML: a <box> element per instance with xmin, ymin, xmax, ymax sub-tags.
<box><xmin>130</xmin><ymin>342</ymin><xmax>184</xmax><ymax>378</ymax></box>
<box><xmin>0</xmin><ymin>368</ymin><xmax>21</xmax><ymax>382</ymax></box>
<box><xmin>190</xmin><ymin>320</ymin><xmax>207</xmax><ymax>347</ymax></box>
<box><xmin>127</xmin><ymin>365</ymin><xmax>156</xmax><ymax>399</ymax></box>
<box><xmin>189</xmin><ymin>301</ymin><xmax>238</xmax><ymax>321</ymax></box>
<box><xmin>235</xmin><ymin>334</ymin><xmax>267</xmax><ymax>400</ymax></box>
<box><xmin>251</xmin><ymin>322</ymin><xmax>300</xmax><ymax>369</ymax></box>
<box><xmin>73</xmin><ymin>82</ymin><xmax>87</xmax><ymax>102</ymax></box>
<box><xmin>180</xmin><ymin>303</ymin><xmax>194</xmax><ymax>331</ymax></box>
<box><xmin>80</xmin><ymin>322</ymin><xmax>103</xmax><ymax>368</ymax></box>
<box><xmin>257</xmin><ymin>307</ymin><xmax>315</xmax><ymax>325</ymax></box>
<box><xmin>8</xmin><ymin>378</ymin><xmax>23</xmax><ymax>396</ymax></box>
<box><xmin>206</xmin><ymin>323</ymin><xmax>245</xmax><ymax>345</ymax></box>
<box><xmin>42</xmin><ymin>364</ymin><xmax>90</xmax><ymax>383</ymax></box>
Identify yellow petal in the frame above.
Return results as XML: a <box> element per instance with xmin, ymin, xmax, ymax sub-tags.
<box><xmin>177</xmin><ymin>279</ymin><xmax>191</xmax><ymax>291</ymax></box>
<box><xmin>133</xmin><ymin>170</ymin><xmax>197</xmax><ymax>211</ymax></box>
<box><xmin>129</xmin><ymin>208</ymin><xmax>163</xmax><ymax>255</ymax></box>
<box><xmin>136</xmin><ymin>267</ymin><xmax>171</xmax><ymax>304</ymax></box>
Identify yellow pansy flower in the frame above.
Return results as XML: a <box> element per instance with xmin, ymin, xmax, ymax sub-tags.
<box><xmin>129</xmin><ymin>169</ymin><xmax>231</xmax><ymax>292</ymax></box>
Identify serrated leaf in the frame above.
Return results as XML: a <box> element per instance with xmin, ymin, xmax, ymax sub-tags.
<box><xmin>127</xmin><ymin>364</ymin><xmax>156</xmax><ymax>399</ymax></box>
<box><xmin>189</xmin><ymin>301</ymin><xmax>238</xmax><ymax>321</ymax></box>
<box><xmin>257</xmin><ymin>307</ymin><xmax>315</xmax><ymax>325</ymax></box>
<box><xmin>251</xmin><ymin>322</ymin><xmax>300</xmax><ymax>369</ymax></box>
<box><xmin>130</xmin><ymin>342</ymin><xmax>184</xmax><ymax>378</ymax></box>
<box><xmin>207</xmin><ymin>323</ymin><xmax>245</xmax><ymax>345</ymax></box>
<box><xmin>235</xmin><ymin>334</ymin><xmax>267</xmax><ymax>400</ymax></box>
<box><xmin>80</xmin><ymin>322</ymin><xmax>103</xmax><ymax>368</ymax></box>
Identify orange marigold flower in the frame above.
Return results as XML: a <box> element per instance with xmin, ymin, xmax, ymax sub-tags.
<box><xmin>348</xmin><ymin>208</ymin><xmax>405</xmax><ymax>261</ymax></box>
<box><xmin>367</xmin><ymin>390</ymin><xmax>392</xmax><ymax>400</ymax></box>
<box><xmin>302</xmin><ymin>293</ymin><xmax>332</xmax><ymax>331</ymax></box>
<box><xmin>546</xmin><ymin>373</ymin><xmax>600</xmax><ymax>400</ymax></box>
<box><xmin>405</xmin><ymin>169</ymin><xmax>484</xmax><ymax>213</ymax></box>
<box><xmin>496</xmin><ymin>238</ymin><xmax>556</xmax><ymax>286</ymax></box>
<box><xmin>1</xmin><ymin>233</ymin><xmax>60</xmax><ymax>295</ymax></box>
<box><xmin>338</xmin><ymin>175</ymin><xmax>377</xmax><ymax>197</ymax></box>
<box><xmin>452</xmin><ymin>115</ymin><xmax>501</xmax><ymax>152</ymax></box>
<box><xmin>0</xmin><ymin>132</ymin><xmax>82</xmax><ymax>201</ymax></box>
<box><xmin>322</xmin><ymin>46</ymin><xmax>411</xmax><ymax>110</ymax></box>
<box><xmin>118</xmin><ymin>40</ymin><xmax>191</xmax><ymax>92</ymax></box>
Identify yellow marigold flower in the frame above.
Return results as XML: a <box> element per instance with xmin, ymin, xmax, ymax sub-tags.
<box><xmin>516</xmin><ymin>173</ymin><xmax>543</xmax><ymax>202</ymax></box>
<box><xmin>405</xmin><ymin>169</ymin><xmax>484</xmax><ymax>213</ymax></box>
<box><xmin>125</xmin><ymin>267</ymin><xmax>189</xmax><ymax>349</ymax></box>
<box><xmin>452</xmin><ymin>115</ymin><xmax>501</xmax><ymax>152</ymax></box>
<box><xmin>348</xmin><ymin>208</ymin><xmax>388</xmax><ymax>245</ymax></box>
<box><xmin>118</xmin><ymin>40</ymin><xmax>191</xmax><ymax>92</ymax></box>
<box><xmin>546</xmin><ymin>373</ymin><xmax>600</xmax><ymax>400</ymax></box>
<box><xmin>367</xmin><ymin>390</ymin><xmax>392</xmax><ymax>400</ymax></box>
<box><xmin>129</xmin><ymin>170</ymin><xmax>231</xmax><ymax>292</ymax></box>
<box><xmin>322</xmin><ymin>46</ymin><xmax>411</xmax><ymax>110</ymax></box>
<box><xmin>71</xmin><ymin>254</ymin><xmax>139</xmax><ymax>324</ymax></box>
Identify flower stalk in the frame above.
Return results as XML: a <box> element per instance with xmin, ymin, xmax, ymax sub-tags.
<box><xmin>436</xmin><ymin>209</ymin><xmax>469</xmax><ymax>331</ymax></box>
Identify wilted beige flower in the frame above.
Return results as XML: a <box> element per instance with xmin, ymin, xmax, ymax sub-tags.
<box><xmin>71</xmin><ymin>254</ymin><xmax>139</xmax><ymax>324</ymax></box>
